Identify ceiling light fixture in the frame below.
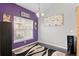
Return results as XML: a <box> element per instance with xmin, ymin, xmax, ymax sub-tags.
<box><xmin>36</xmin><ymin>3</ymin><xmax>44</xmax><ymax>18</ymax></box>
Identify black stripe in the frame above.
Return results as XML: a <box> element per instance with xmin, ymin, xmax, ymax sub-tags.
<box><xmin>42</xmin><ymin>51</ymin><xmax>47</xmax><ymax>56</ymax></box>
<box><xmin>48</xmin><ymin>49</ymin><xmax>56</xmax><ymax>56</ymax></box>
<box><xmin>28</xmin><ymin>50</ymin><xmax>35</xmax><ymax>54</ymax></box>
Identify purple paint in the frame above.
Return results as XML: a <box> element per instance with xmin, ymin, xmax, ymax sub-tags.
<box><xmin>0</xmin><ymin>3</ymin><xmax>38</xmax><ymax>49</ymax></box>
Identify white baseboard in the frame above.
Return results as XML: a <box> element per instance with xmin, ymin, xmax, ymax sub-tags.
<box><xmin>38</xmin><ymin>41</ymin><xmax>67</xmax><ymax>50</ymax></box>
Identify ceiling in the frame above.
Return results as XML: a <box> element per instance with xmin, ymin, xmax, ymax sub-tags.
<box><xmin>16</xmin><ymin>3</ymin><xmax>78</xmax><ymax>18</ymax></box>
<box><xmin>16</xmin><ymin>3</ymin><xmax>39</xmax><ymax>13</ymax></box>
<box><xmin>16</xmin><ymin>3</ymin><xmax>54</xmax><ymax>13</ymax></box>
<box><xmin>16</xmin><ymin>3</ymin><xmax>54</xmax><ymax>17</ymax></box>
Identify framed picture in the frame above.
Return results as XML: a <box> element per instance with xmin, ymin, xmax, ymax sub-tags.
<box><xmin>13</xmin><ymin>16</ymin><xmax>33</xmax><ymax>43</ymax></box>
<box><xmin>43</xmin><ymin>14</ymin><xmax>64</xmax><ymax>26</ymax></box>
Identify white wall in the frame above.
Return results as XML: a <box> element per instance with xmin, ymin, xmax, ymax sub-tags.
<box><xmin>38</xmin><ymin>3</ymin><xmax>77</xmax><ymax>49</ymax></box>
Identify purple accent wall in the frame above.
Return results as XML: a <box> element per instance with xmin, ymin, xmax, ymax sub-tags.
<box><xmin>0</xmin><ymin>3</ymin><xmax>38</xmax><ymax>49</ymax></box>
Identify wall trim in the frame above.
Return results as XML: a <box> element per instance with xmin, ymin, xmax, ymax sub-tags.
<box><xmin>38</xmin><ymin>41</ymin><xmax>67</xmax><ymax>53</ymax></box>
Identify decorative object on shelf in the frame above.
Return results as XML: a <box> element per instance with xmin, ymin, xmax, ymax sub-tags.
<box><xmin>21</xmin><ymin>11</ymin><xmax>30</xmax><ymax>18</ymax></box>
<box><xmin>3</xmin><ymin>13</ymin><xmax>11</xmax><ymax>22</ymax></box>
<box><xmin>43</xmin><ymin>14</ymin><xmax>64</xmax><ymax>26</ymax></box>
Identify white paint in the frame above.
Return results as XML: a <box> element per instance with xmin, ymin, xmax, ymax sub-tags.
<box><xmin>38</xmin><ymin>3</ymin><xmax>77</xmax><ymax>49</ymax></box>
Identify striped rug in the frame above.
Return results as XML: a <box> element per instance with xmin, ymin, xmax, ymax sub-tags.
<box><xmin>13</xmin><ymin>43</ymin><xmax>66</xmax><ymax>56</ymax></box>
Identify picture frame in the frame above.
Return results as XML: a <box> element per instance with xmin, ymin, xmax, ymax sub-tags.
<box><xmin>43</xmin><ymin>14</ymin><xmax>64</xmax><ymax>26</ymax></box>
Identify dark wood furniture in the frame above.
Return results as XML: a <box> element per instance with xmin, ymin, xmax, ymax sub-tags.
<box><xmin>0</xmin><ymin>22</ymin><xmax>12</xmax><ymax>56</ymax></box>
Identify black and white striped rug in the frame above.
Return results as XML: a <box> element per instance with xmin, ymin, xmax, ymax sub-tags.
<box><xmin>13</xmin><ymin>43</ymin><xmax>66</xmax><ymax>56</ymax></box>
